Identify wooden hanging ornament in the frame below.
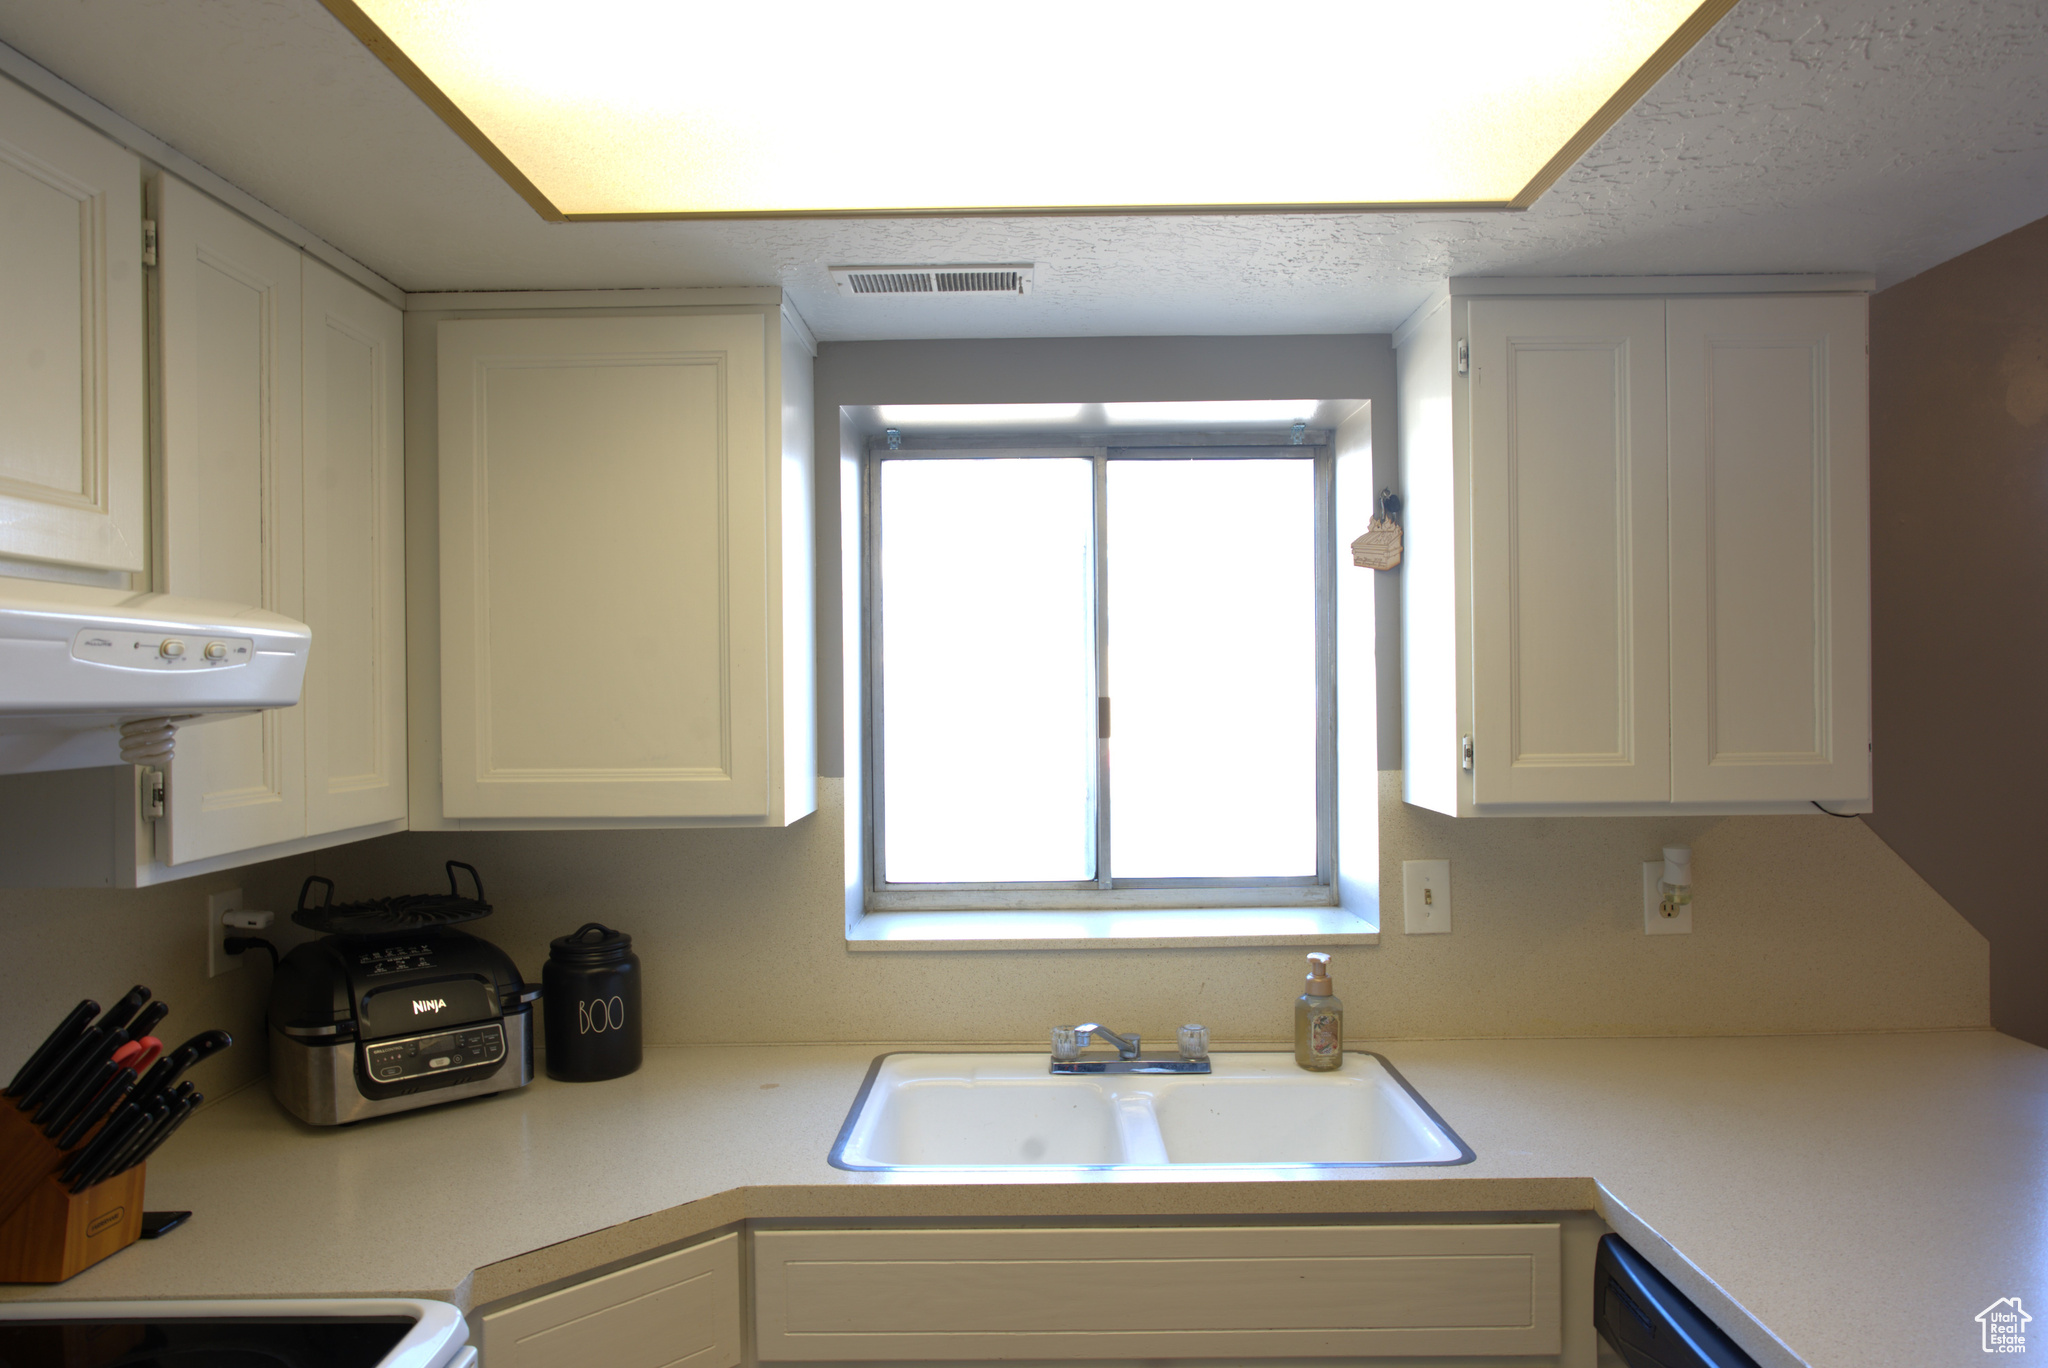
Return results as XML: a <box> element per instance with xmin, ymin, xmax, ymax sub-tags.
<box><xmin>1350</xmin><ymin>489</ymin><xmax>1403</xmax><ymax>570</ymax></box>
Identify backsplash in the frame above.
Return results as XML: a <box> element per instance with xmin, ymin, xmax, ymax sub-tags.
<box><xmin>0</xmin><ymin>859</ymin><xmax>315</xmax><ymax>1103</ymax></box>
<box><xmin>5</xmin><ymin>774</ymin><xmax>1981</xmax><ymax>1081</ymax></box>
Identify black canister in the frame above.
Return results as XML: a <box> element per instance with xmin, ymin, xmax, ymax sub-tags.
<box><xmin>542</xmin><ymin>922</ymin><xmax>642</xmax><ymax>1081</ymax></box>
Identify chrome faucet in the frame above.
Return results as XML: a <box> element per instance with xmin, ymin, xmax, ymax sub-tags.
<box><xmin>1049</xmin><ymin>1022</ymin><xmax>1211</xmax><ymax>1074</ymax></box>
<box><xmin>1070</xmin><ymin>1023</ymin><xmax>1141</xmax><ymax>1060</ymax></box>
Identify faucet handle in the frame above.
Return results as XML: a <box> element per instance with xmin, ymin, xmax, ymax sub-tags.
<box><xmin>1178</xmin><ymin>1024</ymin><xmax>1210</xmax><ymax>1062</ymax></box>
<box><xmin>1050</xmin><ymin>1026</ymin><xmax>1084</xmax><ymax>1061</ymax></box>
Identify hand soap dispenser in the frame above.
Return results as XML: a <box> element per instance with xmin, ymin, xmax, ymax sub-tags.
<box><xmin>1293</xmin><ymin>952</ymin><xmax>1343</xmax><ymax>1071</ymax></box>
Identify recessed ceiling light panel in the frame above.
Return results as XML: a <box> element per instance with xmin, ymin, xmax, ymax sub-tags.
<box><xmin>322</xmin><ymin>0</ymin><xmax>1739</xmax><ymax>220</ymax></box>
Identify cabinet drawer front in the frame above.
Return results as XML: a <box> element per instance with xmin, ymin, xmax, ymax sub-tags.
<box><xmin>755</xmin><ymin>1224</ymin><xmax>1560</xmax><ymax>1360</ymax></box>
<box><xmin>481</xmin><ymin>1232</ymin><xmax>740</xmax><ymax>1368</ymax></box>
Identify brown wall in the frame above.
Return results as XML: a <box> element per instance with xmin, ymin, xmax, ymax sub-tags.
<box><xmin>1867</xmin><ymin>213</ymin><xmax>2048</xmax><ymax>1046</ymax></box>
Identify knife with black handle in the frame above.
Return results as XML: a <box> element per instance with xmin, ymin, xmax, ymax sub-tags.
<box><xmin>133</xmin><ymin>1030</ymin><xmax>232</xmax><ymax>1108</ymax></box>
<box><xmin>17</xmin><ymin>1025</ymin><xmax>109</xmax><ymax>1116</ymax></box>
<box><xmin>101</xmin><ymin>1083</ymin><xmax>191</xmax><ymax>1179</ymax></box>
<box><xmin>38</xmin><ymin>1059</ymin><xmax>121</xmax><ymax>1139</ymax></box>
<box><xmin>53</xmin><ymin>1070</ymin><xmax>135</xmax><ymax>1151</ymax></box>
<box><xmin>126</xmin><ymin>999</ymin><xmax>170</xmax><ymax>1044</ymax></box>
<box><xmin>121</xmin><ymin>1089</ymin><xmax>202</xmax><ymax>1177</ymax></box>
<box><xmin>4</xmin><ymin>999</ymin><xmax>97</xmax><ymax>1097</ymax></box>
<box><xmin>74</xmin><ymin>1094</ymin><xmax>169</xmax><ymax>1192</ymax></box>
<box><xmin>15</xmin><ymin>986</ymin><xmax>149</xmax><ymax>1116</ymax></box>
<box><xmin>94</xmin><ymin>985</ymin><xmax>152</xmax><ymax>1037</ymax></box>
<box><xmin>61</xmin><ymin>1098</ymin><xmax>144</xmax><ymax>1187</ymax></box>
<box><xmin>40</xmin><ymin>1007</ymin><xmax>159</xmax><ymax>1134</ymax></box>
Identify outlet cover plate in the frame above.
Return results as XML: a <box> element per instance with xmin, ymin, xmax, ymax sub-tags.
<box><xmin>1403</xmin><ymin>859</ymin><xmax>1451</xmax><ymax>934</ymax></box>
<box><xmin>1643</xmin><ymin>862</ymin><xmax>1693</xmax><ymax>935</ymax></box>
<box><xmin>207</xmin><ymin>888</ymin><xmax>244</xmax><ymax>976</ymax></box>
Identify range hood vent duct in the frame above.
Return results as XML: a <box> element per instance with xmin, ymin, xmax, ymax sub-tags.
<box><xmin>831</xmin><ymin>264</ymin><xmax>1034</xmax><ymax>297</ymax></box>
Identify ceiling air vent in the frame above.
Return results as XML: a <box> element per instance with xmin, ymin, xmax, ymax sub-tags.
<box><xmin>830</xmin><ymin>264</ymin><xmax>1034</xmax><ymax>298</ymax></box>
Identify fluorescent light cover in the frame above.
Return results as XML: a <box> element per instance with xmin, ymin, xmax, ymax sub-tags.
<box><xmin>878</xmin><ymin>404</ymin><xmax>1087</xmax><ymax>426</ymax></box>
<box><xmin>326</xmin><ymin>0</ymin><xmax>1736</xmax><ymax>219</ymax></box>
<box><xmin>1102</xmin><ymin>401</ymin><xmax>1321</xmax><ymax>426</ymax></box>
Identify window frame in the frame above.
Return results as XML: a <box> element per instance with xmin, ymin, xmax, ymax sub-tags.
<box><xmin>862</xmin><ymin>429</ymin><xmax>1338</xmax><ymax>912</ymax></box>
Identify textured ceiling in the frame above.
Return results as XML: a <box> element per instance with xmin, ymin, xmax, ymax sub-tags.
<box><xmin>2</xmin><ymin>0</ymin><xmax>2045</xmax><ymax>340</ymax></box>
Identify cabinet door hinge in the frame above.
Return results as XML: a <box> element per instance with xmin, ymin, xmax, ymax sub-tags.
<box><xmin>141</xmin><ymin>766</ymin><xmax>166</xmax><ymax>818</ymax></box>
<box><xmin>1097</xmin><ymin>697</ymin><xmax>1111</xmax><ymax>739</ymax></box>
<box><xmin>141</xmin><ymin>219</ymin><xmax>157</xmax><ymax>268</ymax></box>
<box><xmin>1460</xmin><ymin>735</ymin><xmax>1474</xmax><ymax>771</ymax></box>
<box><xmin>1456</xmin><ymin>338</ymin><xmax>1470</xmax><ymax>375</ymax></box>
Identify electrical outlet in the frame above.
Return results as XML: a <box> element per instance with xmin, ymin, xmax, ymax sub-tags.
<box><xmin>1403</xmin><ymin>859</ymin><xmax>1451</xmax><ymax>934</ymax></box>
<box><xmin>1643</xmin><ymin>862</ymin><xmax>1693</xmax><ymax>935</ymax></box>
<box><xmin>207</xmin><ymin>888</ymin><xmax>244</xmax><ymax>976</ymax></box>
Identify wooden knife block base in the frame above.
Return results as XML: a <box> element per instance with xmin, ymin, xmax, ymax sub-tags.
<box><xmin>0</xmin><ymin>1098</ymin><xmax>145</xmax><ymax>1283</ymax></box>
<box><xmin>0</xmin><ymin>1164</ymin><xmax>145</xmax><ymax>1283</ymax></box>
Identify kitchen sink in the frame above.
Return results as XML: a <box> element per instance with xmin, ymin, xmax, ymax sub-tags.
<box><xmin>829</xmin><ymin>1051</ymin><xmax>1473</xmax><ymax>1170</ymax></box>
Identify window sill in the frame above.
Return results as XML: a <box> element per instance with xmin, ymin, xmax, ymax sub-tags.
<box><xmin>844</xmin><ymin>906</ymin><xmax>1379</xmax><ymax>952</ymax></box>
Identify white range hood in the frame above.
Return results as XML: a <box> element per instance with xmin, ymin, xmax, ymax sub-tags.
<box><xmin>0</xmin><ymin>587</ymin><xmax>311</xmax><ymax>775</ymax></box>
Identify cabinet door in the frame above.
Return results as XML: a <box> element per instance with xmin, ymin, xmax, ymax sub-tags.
<box><xmin>437</xmin><ymin>314</ymin><xmax>770</xmax><ymax>819</ymax></box>
<box><xmin>302</xmin><ymin>258</ymin><xmax>406</xmax><ymax>835</ymax></box>
<box><xmin>0</xmin><ymin>75</ymin><xmax>145</xmax><ymax>573</ymax></box>
<box><xmin>1469</xmin><ymin>298</ymin><xmax>1670</xmax><ymax>804</ymax></box>
<box><xmin>1668</xmin><ymin>295</ymin><xmax>1870</xmax><ymax>804</ymax></box>
<box><xmin>754</xmin><ymin>1225</ymin><xmax>1561</xmax><ymax>1360</ymax></box>
<box><xmin>157</xmin><ymin>177</ymin><xmax>305</xmax><ymax>862</ymax></box>
<box><xmin>480</xmin><ymin>1232</ymin><xmax>740</xmax><ymax>1368</ymax></box>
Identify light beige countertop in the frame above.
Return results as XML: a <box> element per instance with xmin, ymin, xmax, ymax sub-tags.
<box><xmin>3</xmin><ymin>1031</ymin><xmax>2043</xmax><ymax>1368</ymax></box>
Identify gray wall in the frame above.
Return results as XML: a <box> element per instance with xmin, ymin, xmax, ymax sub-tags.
<box><xmin>1866</xmin><ymin>211</ymin><xmax>2048</xmax><ymax>1047</ymax></box>
<box><xmin>810</xmin><ymin>335</ymin><xmax>1402</xmax><ymax>777</ymax></box>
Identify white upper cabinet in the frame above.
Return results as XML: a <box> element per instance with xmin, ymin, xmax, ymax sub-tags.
<box><xmin>1666</xmin><ymin>295</ymin><xmax>1869</xmax><ymax>806</ymax></box>
<box><xmin>1468</xmin><ymin>298</ymin><xmax>1671</xmax><ymax>806</ymax></box>
<box><xmin>1398</xmin><ymin>281</ymin><xmax>1871</xmax><ymax>816</ymax></box>
<box><xmin>0</xmin><ymin>76</ymin><xmax>144</xmax><ymax>574</ymax></box>
<box><xmin>302</xmin><ymin>257</ymin><xmax>408</xmax><ymax>836</ymax></box>
<box><xmin>157</xmin><ymin>179</ymin><xmax>410</xmax><ymax>867</ymax></box>
<box><xmin>157</xmin><ymin>176</ymin><xmax>307</xmax><ymax>861</ymax></box>
<box><xmin>0</xmin><ymin>175</ymin><xmax>410</xmax><ymax>887</ymax></box>
<box><xmin>425</xmin><ymin>298</ymin><xmax>814</xmax><ymax>827</ymax></box>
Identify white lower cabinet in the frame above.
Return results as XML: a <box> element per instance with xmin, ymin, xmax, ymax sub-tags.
<box><xmin>753</xmin><ymin>1225</ymin><xmax>1563</xmax><ymax>1361</ymax></box>
<box><xmin>479</xmin><ymin>1222</ymin><xmax>1586</xmax><ymax>1367</ymax></box>
<box><xmin>480</xmin><ymin>1233</ymin><xmax>741</xmax><ymax>1368</ymax></box>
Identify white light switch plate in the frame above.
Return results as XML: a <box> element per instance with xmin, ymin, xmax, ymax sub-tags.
<box><xmin>1403</xmin><ymin>860</ymin><xmax>1451</xmax><ymax>934</ymax></box>
<box><xmin>207</xmin><ymin>888</ymin><xmax>244</xmax><ymax>976</ymax></box>
<box><xmin>1643</xmin><ymin>862</ymin><xmax>1692</xmax><ymax>935</ymax></box>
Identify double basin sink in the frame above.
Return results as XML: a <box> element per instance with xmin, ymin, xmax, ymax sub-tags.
<box><xmin>830</xmin><ymin>1051</ymin><xmax>1473</xmax><ymax>1171</ymax></box>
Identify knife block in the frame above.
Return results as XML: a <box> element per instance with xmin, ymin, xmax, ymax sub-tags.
<box><xmin>0</xmin><ymin>1096</ymin><xmax>144</xmax><ymax>1282</ymax></box>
